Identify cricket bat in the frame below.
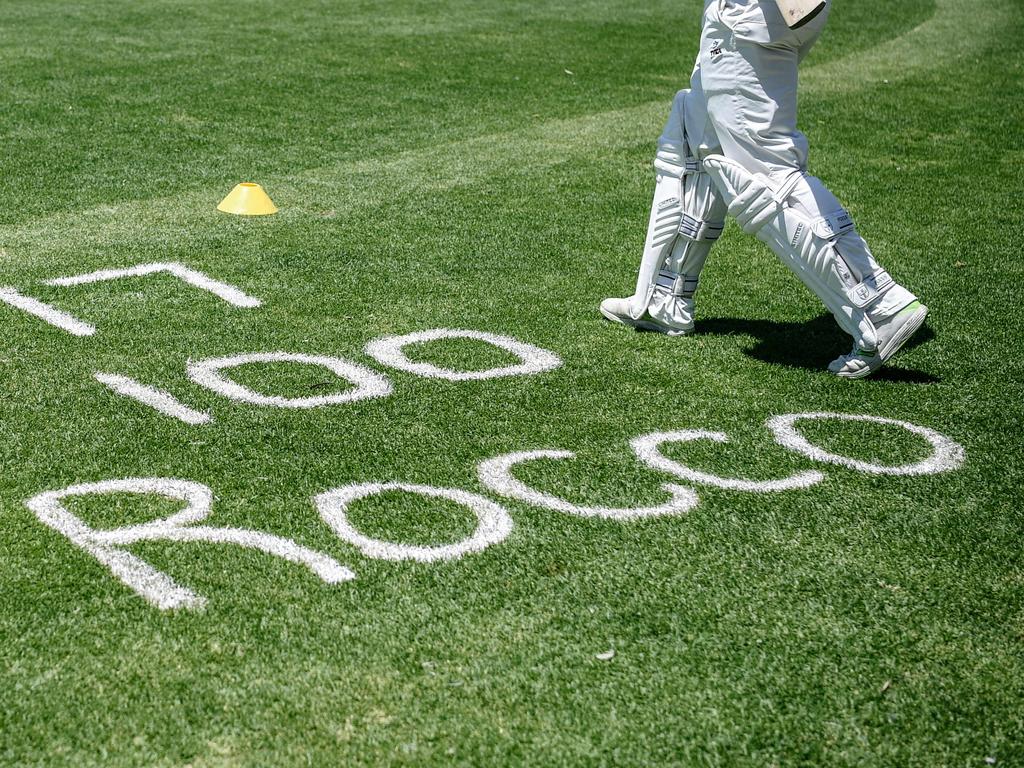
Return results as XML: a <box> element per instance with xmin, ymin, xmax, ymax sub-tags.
<box><xmin>774</xmin><ymin>0</ymin><xmax>826</xmax><ymax>29</ymax></box>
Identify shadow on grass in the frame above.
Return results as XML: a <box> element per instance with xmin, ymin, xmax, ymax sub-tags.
<box><xmin>694</xmin><ymin>314</ymin><xmax>940</xmax><ymax>384</ymax></box>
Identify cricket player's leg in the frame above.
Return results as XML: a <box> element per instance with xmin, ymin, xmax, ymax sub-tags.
<box><xmin>704</xmin><ymin>155</ymin><xmax>927</xmax><ymax>377</ymax></box>
<box><xmin>697</xmin><ymin>0</ymin><xmax>926</xmax><ymax>377</ymax></box>
<box><xmin>600</xmin><ymin>85</ymin><xmax>727</xmax><ymax>335</ymax></box>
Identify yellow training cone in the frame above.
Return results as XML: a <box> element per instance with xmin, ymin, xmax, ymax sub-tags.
<box><xmin>217</xmin><ymin>183</ymin><xmax>278</xmax><ymax>216</ymax></box>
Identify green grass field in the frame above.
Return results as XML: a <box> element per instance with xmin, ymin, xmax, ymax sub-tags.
<box><xmin>2</xmin><ymin>0</ymin><xmax>1023</xmax><ymax>765</ymax></box>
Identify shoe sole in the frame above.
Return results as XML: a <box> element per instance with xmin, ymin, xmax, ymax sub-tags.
<box><xmin>600</xmin><ymin>306</ymin><xmax>692</xmax><ymax>336</ymax></box>
<box><xmin>837</xmin><ymin>304</ymin><xmax>929</xmax><ymax>379</ymax></box>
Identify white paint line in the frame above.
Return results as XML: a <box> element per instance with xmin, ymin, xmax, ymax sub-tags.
<box><xmin>95</xmin><ymin>527</ymin><xmax>352</xmax><ymax>584</ymax></box>
<box><xmin>477</xmin><ymin>449</ymin><xmax>699</xmax><ymax>520</ymax></box>
<box><xmin>315</xmin><ymin>482</ymin><xmax>513</xmax><ymax>562</ymax></box>
<box><xmin>766</xmin><ymin>412</ymin><xmax>966</xmax><ymax>476</ymax></box>
<box><xmin>44</xmin><ymin>262</ymin><xmax>262</xmax><ymax>308</ymax></box>
<box><xmin>26</xmin><ymin>478</ymin><xmax>214</xmax><ymax>610</ymax></box>
<box><xmin>364</xmin><ymin>328</ymin><xmax>562</xmax><ymax>381</ymax></box>
<box><xmin>94</xmin><ymin>372</ymin><xmax>211</xmax><ymax>426</ymax></box>
<box><xmin>630</xmin><ymin>431</ymin><xmax>825</xmax><ymax>492</ymax></box>
<box><xmin>187</xmin><ymin>351</ymin><xmax>392</xmax><ymax>409</ymax></box>
<box><xmin>0</xmin><ymin>286</ymin><xmax>95</xmax><ymax>337</ymax></box>
<box><xmin>25</xmin><ymin>477</ymin><xmax>352</xmax><ymax>611</ymax></box>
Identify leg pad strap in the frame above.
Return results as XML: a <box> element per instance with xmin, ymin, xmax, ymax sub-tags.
<box><xmin>838</xmin><ymin>267</ymin><xmax>894</xmax><ymax>308</ymax></box>
<box><xmin>656</xmin><ymin>270</ymin><xmax>700</xmax><ymax>298</ymax></box>
<box><xmin>680</xmin><ymin>213</ymin><xmax>725</xmax><ymax>241</ymax></box>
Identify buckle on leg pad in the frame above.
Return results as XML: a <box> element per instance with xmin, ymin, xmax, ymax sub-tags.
<box><xmin>679</xmin><ymin>213</ymin><xmax>724</xmax><ymax>241</ymax></box>
<box><xmin>656</xmin><ymin>270</ymin><xmax>699</xmax><ymax>298</ymax></box>
<box><xmin>844</xmin><ymin>270</ymin><xmax>893</xmax><ymax>308</ymax></box>
<box><xmin>812</xmin><ymin>209</ymin><xmax>855</xmax><ymax>239</ymax></box>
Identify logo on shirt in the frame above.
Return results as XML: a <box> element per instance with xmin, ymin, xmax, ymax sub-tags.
<box><xmin>709</xmin><ymin>40</ymin><xmax>723</xmax><ymax>58</ymax></box>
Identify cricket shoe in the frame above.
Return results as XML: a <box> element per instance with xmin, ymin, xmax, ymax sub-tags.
<box><xmin>829</xmin><ymin>301</ymin><xmax>929</xmax><ymax>379</ymax></box>
<box><xmin>599</xmin><ymin>296</ymin><xmax>694</xmax><ymax>336</ymax></box>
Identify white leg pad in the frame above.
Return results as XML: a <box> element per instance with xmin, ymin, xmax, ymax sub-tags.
<box><xmin>703</xmin><ymin>155</ymin><xmax>915</xmax><ymax>349</ymax></box>
<box><xmin>628</xmin><ymin>90</ymin><xmax>727</xmax><ymax>321</ymax></box>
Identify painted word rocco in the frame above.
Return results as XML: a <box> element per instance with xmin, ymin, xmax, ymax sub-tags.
<box><xmin>26</xmin><ymin>413</ymin><xmax>965</xmax><ymax>611</ymax></box>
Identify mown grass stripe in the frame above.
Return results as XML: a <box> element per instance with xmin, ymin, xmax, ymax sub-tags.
<box><xmin>0</xmin><ymin>0</ymin><xmax>1008</xmax><ymax>269</ymax></box>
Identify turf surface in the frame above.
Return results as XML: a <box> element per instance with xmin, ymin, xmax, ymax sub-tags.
<box><xmin>2</xmin><ymin>0</ymin><xmax>1023</xmax><ymax>765</ymax></box>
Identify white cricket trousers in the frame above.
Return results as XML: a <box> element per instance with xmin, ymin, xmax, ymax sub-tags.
<box><xmin>686</xmin><ymin>0</ymin><xmax>829</xmax><ymax>179</ymax></box>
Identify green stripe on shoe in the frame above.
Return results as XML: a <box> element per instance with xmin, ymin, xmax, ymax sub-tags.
<box><xmin>898</xmin><ymin>300</ymin><xmax>924</xmax><ymax>317</ymax></box>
